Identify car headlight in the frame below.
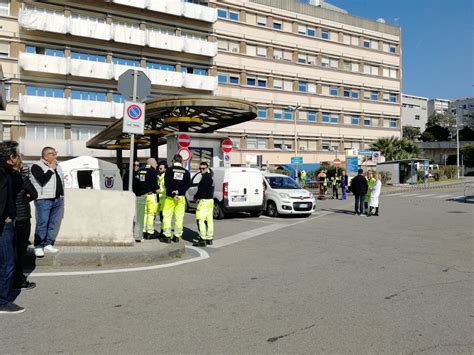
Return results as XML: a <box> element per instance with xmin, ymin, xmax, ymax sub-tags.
<box><xmin>279</xmin><ymin>193</ymin><xmax>290</xmax><ymax>199</ymax></box>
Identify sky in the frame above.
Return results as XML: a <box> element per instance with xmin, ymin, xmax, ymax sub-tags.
<box><xmin>327</xmin><ymin>0</ymin><xmax>473</xmax><ymax>100</ymax></box>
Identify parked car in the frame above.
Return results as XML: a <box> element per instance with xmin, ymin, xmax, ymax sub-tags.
<box><xmin>186</xmin><ymin>167</ymin><xmax>265</xmax><ymax>219</ymax></box>
<box><xmin>263</xmin><ymin>173</ymin><xmax>316</xmax><ymax>217</ymax></box>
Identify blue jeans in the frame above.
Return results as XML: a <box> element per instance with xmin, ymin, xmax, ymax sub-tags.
<box><xmin>34</xmin><ymin>198</ymin><xmax>64</xmax><ymax>248</ymax></box>
<box><xmin>0</xmin><ymin>222</ymin><xmax>16</xmax><ymax>305</ymax></box>
<box><xmin>354</xmin><ymin>194</ymin><xmax>365</xmax><ymax>215</ymax></box>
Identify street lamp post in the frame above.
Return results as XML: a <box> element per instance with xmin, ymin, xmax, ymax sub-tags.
<box><xmin>287</xmin><ymin>105</ymin><xmax>302</xmax><ymax>174</ymax></box>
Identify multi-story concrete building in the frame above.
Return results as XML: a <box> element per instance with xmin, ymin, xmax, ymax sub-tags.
<box><xmin>427</xmin><ymin>98</ymin><xmax>450</xmax><ymax>118</ymax></box>
<box><xmin>0</xmin><ymin>0</ymin><xmax>218</xmax><ymax>159</ymax></box>
<box><xmin>450</xmin><ymin>97</ymin><xmax>474</xmax><ymax>129</ymax></box>
<box><xmin>401</xmin><ymin>94</ymin><xmax>428</xmax><ymax>131</ymax></box>
<box><xmin>212</xmin><ymin>0</ymin><xmax>402</xmax><ymax>165</ymax></box>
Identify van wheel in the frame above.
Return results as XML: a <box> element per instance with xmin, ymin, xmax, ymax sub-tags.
<box><xmin>213</xmin><ymin>202</ymin><xmax>225</xmax><ymax>220</ymax></box>
<box><xmin>266</xmin><ymin>201</ymin><xmax>278</xmax><ymax>217</ymax></box>
<box><xmin>249</xmin><ymin>211</ymin><xmax>263</xmax><ymax>218</ymax></box>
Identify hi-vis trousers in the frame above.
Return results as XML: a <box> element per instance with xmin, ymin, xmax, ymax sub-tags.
<box><xmin>196</xmin><ymin>199</ymin><xmax>214</xmax><ymax>240</ymax></box>
<box><xmin>144</xmin><ymin>193</ymin><xmax>158</xmax><ymax>234</ymax></box>
<box><xmin>162</xmin><ymin>196</ymin><xmax>185</xmax><ymax>239</ymax></box>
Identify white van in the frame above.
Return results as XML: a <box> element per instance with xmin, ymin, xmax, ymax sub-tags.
<box><xmin>263</xmin><ymin>173</ymin><xmax>316</xmax><ymax>217</ymax></box>
<box><xmin>186</xmin><ymin>167</ymin><xmax>265</xmax><ymax>219</ymax></box>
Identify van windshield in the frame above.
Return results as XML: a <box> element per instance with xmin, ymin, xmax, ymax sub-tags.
<box><xmin>266</xmin><ymin>176</ymin><xmax>300</xmax><ymax>189</ymax></box>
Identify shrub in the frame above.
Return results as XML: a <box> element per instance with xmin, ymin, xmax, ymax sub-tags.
<box><xmin>379</xmin><ymin>171</ymin><xmax>392</xmax><ymax>185</ymax></box>
<box><xmin>439</xmin><ymin>166</ymin><xmax>459</xmax><ymax>179</ymax></box>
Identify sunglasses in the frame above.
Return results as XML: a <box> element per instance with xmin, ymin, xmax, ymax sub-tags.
<box><xmin>199</xmin><ymin>167</ymin><xmax>206</xmax><ymax>170</ymax></box>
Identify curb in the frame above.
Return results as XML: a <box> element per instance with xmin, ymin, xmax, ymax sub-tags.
<box><xmin>23</xmin><ymin>243</ymin><xmax>186</xmax><ymax>268</ymax></box>
<box><xmin>382</xmin><ymin>182</ymin><xmax>467</xmax><ymax>195</ymax></box>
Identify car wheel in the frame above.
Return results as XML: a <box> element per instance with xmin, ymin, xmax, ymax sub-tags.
<box><xmin>213</xmin><ymin>202</ymin><xmax>225</xmax><ymax>219</ymax></box>
<box><xmin>249</xmin><ymin>211</ymin><xmax>263</xmax><ymax>218</ymax></box>
<box><xmin>266</xmin><ymin>201</ymin><xmax>278</xmax><ymax>217</ymax></box>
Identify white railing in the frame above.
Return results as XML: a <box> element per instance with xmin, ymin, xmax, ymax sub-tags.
<box><xmin>112</xmin><ymin>0</ymin><xmax>217</xmax><ymax>23</ymax></box>
<box><xmin>19</xmin><ymin>53</ymin><xmax>217</xmax><ymax>91</ymax></box>
<box><xmin>19</xmin><ymin>8</ymin><xmax>217</xmax><ymax>57</ymax></box>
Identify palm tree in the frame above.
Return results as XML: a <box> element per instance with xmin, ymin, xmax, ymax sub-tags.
<box><xmin>371</xmin><ymin>136</ymin><xmax>420</xmax><ymax>161</ymax></box>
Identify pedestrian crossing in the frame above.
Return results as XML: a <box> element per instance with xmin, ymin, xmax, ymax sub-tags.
<box><xmin>385</xmin><ymin>191</ymin><xmax>465</xmax><ymax>201</ymax></box>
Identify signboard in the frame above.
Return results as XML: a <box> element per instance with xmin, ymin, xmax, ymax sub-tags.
<box><xmin>177</xmin><ymin>134</ymin><xmax>191</xmax><ymax>148</ymax></box>
<box><xmin>221</xmin><ymin>138</ymin><xmax>233</xmax><ymax>153</ymax></box>
<box><xmin>358</xmin><ymin>149</ymin><xmax>374</xmax><ymax>156</ymax></box>
<box><xmin>223</xmin><ymin>153</ymin><xmax>231</xmax><ymax>168</ymax></box>
<box><xmin>333</xmin><ymin>158</ymin><xmax>341</xmax><ymax>167</ymax></box>
<box><xmin>346</xmin><ymin>156</ymin><xmax>359</xmax><ymax>174</ymax></box>
<box><xmin>118</xmin><ymin>69</ymin><xmax>151</xmax><ymax>102</ymax></box>
<box><xmin>122</xmin><ymin>101</ymin><xmax>145</xmax><ymax>135</ymax></box>
<box><xmin>177</xmin><ymin>147</ymin><xmax>191</xmax><ymax>162</ymax></box>
<box><xmin>372</xmin><ymin>151</ymin><xmax>382</xmax><ymax>163</ymax></box>
<box><xmin>291</xmin><ymin>156</ymin><xmax>303</xmax><ymax>164</ymax></box>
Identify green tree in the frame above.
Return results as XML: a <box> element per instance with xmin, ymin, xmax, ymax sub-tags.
<box><xmin>403</xmin><ymin>126</ymin><xmax>421</xmax><ymax>141</ymax></box>
<box><xmin>370</xmin><ymin>136</ymin><xmax>421</xmax><ymax>161</ymax></box>
<box><xmin>420</xmin><ymin>125</ymin><xmax>450</xmax><ymax>142</ymax></box>
<box><xmin>460</xmin><ymin>144</ymin><xmax>474</xmax><ymax>168</ymax></box>
<box><xmin>459</xmin><ymin>127</ymin><xmax>474</xmax><ymax>141</ymax></box>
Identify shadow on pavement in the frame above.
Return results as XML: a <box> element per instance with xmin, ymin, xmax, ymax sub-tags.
<box><xmin>320</xmin><ymin>208</ymin><xmax>355</xmax><ymax>215</ymax></box>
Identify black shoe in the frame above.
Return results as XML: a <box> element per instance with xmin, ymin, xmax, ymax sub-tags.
<box><xmin>0</xmin><ymin>303</ymin><xmax>26</xmax><ymax>314</ymax></box>
<box><xmin>160</xmin><ymin>237</ymin><xmax>171</xmax><ymax>244</ymax></box>
<box><xmin>150</xmin><ymin>231</ymin><xmax>161</xmax><ymax>240</ymax></box>
<box><xmin>172</xmin><ymin>236</ymin><xmax>180</xmax><ymax>243</ymax></box>
<box><xmin>13</xmin><ymin>280</ymin><xmax>36</xmax><ymax>291</ymax></box>
<box><xmin>206</xmin><ymin>239</ymin><xmax>213</xmax><ymax>246</ymax></box>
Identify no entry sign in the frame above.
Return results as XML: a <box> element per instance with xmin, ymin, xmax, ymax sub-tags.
<box><xmin>177</xmin><ymin>134</ymin><xmax>191</xmax><ymax>148</ymax></box>
<box><xmin>177</xmin><ymin>147</ymin><xmax>191</xmax><ymax>162</ymax></box>
<box><xmin>221</xmin><ymin>138</ymin><xmax>233</xmax><ymax>154</ymax></box>
<box><xmin>333</xmin><ymin>158</ymin><xmax>341</xmax><ymax>167</ymax></box>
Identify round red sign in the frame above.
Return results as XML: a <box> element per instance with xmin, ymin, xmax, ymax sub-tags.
<box><xmin>221</xmin><ymin>138</ymin><xmax>233</xmax><ymax>154</ymax></box>
<box><xmin>177</xmin><ymin>134</ymin><xmax>191</xmax><ymax>148</ymax></box>
<box><xmin>333</xmin><ymin>158</ymin><xmax>341</xmax><ymax>167</ymax></box>
<box><xmin>177</xmin><ymin>147</ymin><xmax>191</xmax><ymax>162</ymax></box>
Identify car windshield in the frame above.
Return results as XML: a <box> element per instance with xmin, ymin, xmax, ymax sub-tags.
<box><xmin>266</xmin><ymin>176</ymin><xmax>300</xmax><ymax>189</ymax></box>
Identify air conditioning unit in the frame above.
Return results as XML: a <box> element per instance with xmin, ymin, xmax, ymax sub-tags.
<box><xmin>308</xmin><ymin>61</ymin><xmax>314</xmax><ymax>65</ymax></box>
<box><xmin>273</xmin><ymin>55</ymin><xmax>281</xmax><ymax>60</ymax></box>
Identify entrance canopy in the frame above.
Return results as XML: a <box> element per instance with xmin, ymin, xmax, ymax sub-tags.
<box><xmin>86</xmin><ymin>96</ymin><xmax>257</xmax><ymax>150</ymax></box>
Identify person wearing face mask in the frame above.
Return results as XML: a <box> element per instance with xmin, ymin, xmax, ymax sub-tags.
<box><xmin>30</xmin><ymin>147</ymin><xmax>65</xmax><ymax>257</ymax></box>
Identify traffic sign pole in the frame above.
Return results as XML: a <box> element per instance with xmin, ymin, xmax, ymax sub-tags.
<box><xmin>128</xmin><ymin>70</ymin><xmax>138</xmax><ymax>192</ymax></box>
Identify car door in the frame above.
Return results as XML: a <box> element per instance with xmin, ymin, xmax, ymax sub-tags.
<box><xmin>186</xmin><ymin>172</ymin><xmax>202</xmax><ymax>209</ymax></box>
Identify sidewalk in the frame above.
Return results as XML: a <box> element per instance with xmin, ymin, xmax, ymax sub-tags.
<box><xmin>24</xmin><ymin>240</ymin><xmax>186</xmax><ymax>269</ymax></box>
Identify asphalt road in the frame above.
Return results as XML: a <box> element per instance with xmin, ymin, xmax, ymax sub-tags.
<box><xmin>1</xmin><ymin>186</ymin><xmax>473</xmax><ymax>354</ymax></box>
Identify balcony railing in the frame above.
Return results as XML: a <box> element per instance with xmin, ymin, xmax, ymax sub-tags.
<box><xmin>19</xmin><ymin>8</ymin><xmax>217</xmax><ymax>57</ymax></box>
<box><xmin>19</xmin><ymin>53</ymin><xmax>218</xmax><ymax>91</ymax></box>
<box><xmin>112</xmin><ymin>0</ymin><xmax>217</xmax><ymax>23</ymax></box>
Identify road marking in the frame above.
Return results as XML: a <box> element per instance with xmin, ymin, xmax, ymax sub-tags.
<box><xmin>403</xmin><ymin>193</ymin><xmax>422</xmax><ymax>197</ymax></box>
<box><xmin>420</xmin><ymin>193</ymin><xmax>436</xmax><ymax>197</ymax></box>
<box><xmin>434</xmin><ymin>194</ymin><xmax>453</xmax><ymax>199</ymax></box>
<box><xmin>231</xmin><ymin>218</ymin><xmax>274</xmax><ymax>224</ymax></box>
<box><xmin>386</xmin><ymin>193</ymin><xmax>405</xmax><ymax>197</ymax></box>
<box><xmin>29</xmin><ymin>246</ymin><xmax>209</xmax><ymax>278</ymax></box>
<box><xmin>451</xmin><ymin>196</ymin><xmax>465</xmax><ymax>199</ymax></box>
<box><xmin>209</xmin><ymin>209</ymin><xmax>335</xmax><ymax>249</ymax></box>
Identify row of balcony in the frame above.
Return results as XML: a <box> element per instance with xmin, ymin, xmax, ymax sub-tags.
<box><xmin>19</xmin><ymin>53</ymin><xmax>218</xmax><ymax>91</ymax></box>
<box><xmin>19</xmin><ymin>95</ymin><xmax>126</xmax><ymax>119</ymax></box>
<box><xmin>19</xmin><ymin>8</ymin><xmax>218</xmax><ymax>57</ymax></box>
<box><xmin>112</xmin><ymin>0</ymin><xmax>217</xmax><ymax>23</ymax></box>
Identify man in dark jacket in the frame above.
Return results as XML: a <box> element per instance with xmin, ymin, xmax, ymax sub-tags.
<box><xmin>161</xmin><ymin>154</ymin><xmax>191</xmax><ymax>243</ymax></box>
<box><xmin>351</xmin><ymin>169</ymin><xmax>368</xmax><ymax>216</ymax></box>
<box><xmin>12</xmin><ymin>164</ymin><xmax>37</xmax><ymax>290</ymax></box>
<box><xmin>194</xmin><ymin>162</ymin><xmax>215</xmax><ymax>246</ymax></box>
<box><xmin>0</xmin><ymin>141</ymin><xmax>26</xmax><ymax>314</ymax></box>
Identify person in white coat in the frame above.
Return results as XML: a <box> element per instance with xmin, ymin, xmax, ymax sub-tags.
<box><xmin>369</xmin><ymin>174</ymin><xmax>382</xmax><ymax>216</ymax></box>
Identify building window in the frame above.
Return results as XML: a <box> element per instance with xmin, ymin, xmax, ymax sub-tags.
<box><xmin>298</xmin><ymin>82</ymin><xmax>308</xmax><ymax>92</ymax></box>
<box><xmin>112</xmin><ymin>93</ymin><xmax>125</xmax><ymax>103</ymax></box>
<box><xmin>257</xmin><ymin>16</ymin><xmax>267</xmax><ymax>26</ymax></box>
<box><xmin>363</xmin><ymin>40</ymin><xmax>370</xmax><ymax>48</ymax></box>
<box><xmin>351</xmin><ymin>116</ymin><xmax>360</xmax><ymax>125</ymax></box>
<box><xmin>308</xmin><ymin>112</ymin><xmax>317</xmax><ymax>122</ymax></box>
<box><xmin>371</xmin><ymin>91</ymin><xmax>378</xmax><ymax>101</ymax></box>
<box><xmin>322</xmin><ymin>112</ymin><xmax>330</xmax><ymax>123</ymax></box>
<box><xmin>257</xmin><ymin>46</ymin><xmax>267</xmax><ymax>57</ymax></box>
<box><xmin>330</xmin><ymin>86</ymin><xmax>338</xmax><ymax>96</ymax></box>
<box><xmin>273</xmin><ymin>139</ymin><xmax>292</xmax><ymax>150</ymax></box>
<box><xmin>273</xmin><ymin>109</ymin><xmax>282</xmax><ymax>120</ymax></box>
<box><xmin>321</xmin><ymin>30</ymin><xmax>329</xmax><ymax>40</ymax></box>
<box><xmin>246</xmin><ymin>77</ymin><xmax>256</xmax><ymax>86</ymax></box>
<box><xmin>218</xmin><ymin>74</ymin><xmax>228</xmax><ymax>84</ymax></box>
<box><xmin>217</xmin><ymin>8</ymin><xmax>227</xmax><ymax>18</ymax></box>
<box><xmin>0</xmin><ymin>0</ymin><xmax>9</xmax><ymax>16</ymax></box>
<box><xmin>390</xmin><ymin>45</ymin><xmax>396</xmax><ymax>53</ymax></box>
<box><xmin>147</xmin><ymin>62</ymin><xmax>175</xmax><ymax>71</ymax></box>
<box><xmin>246</xmin><ymin>45</ymin><xmax>256</xmax><ymax>56</ymax></box>
<box><xmin>273</xmin><ymin>49</ymin><xmax>283</xmax><ymax>60</ymax></box>
<box><xmin>257</xmin><ymin>107</ymin><xmax>267</xmax><ymax>119</ymax></box>
<box><xmin>364</xmin><ymin>118</ymin><xmax>371</xmax><ymax>126</ymax></box>
<box><xmin>298</xmin><ymin>54</ymin><xmax>307</xmax><ymax>64</ymax></box>
<box><xmin>193</xmin><ymin>68</ymin><xmax>207</xmax><ymax>76</ymax></box>
<box><xmin>43</xmin><ymin>48</ymin><xmax>65</xmax><ymax>57</ymax></box>
<box><xmin>321</xmin><ymin>57</ymin><xmax>330</xmax><ymax>68</ymax></box>
<box><xmin>26</xmin><ymin>86</ymin><xmax>64</xmax><ymax>98</ymax></box>
<box><xmin>415</xmin><ymin>115</ymin><xmax>420</xmax><ymax>120</ymax></box>
<box><xmin>299</xmin><ymin>111</ymin><xmax>307</xmax><ymax>120</ymax></box>
<box><xmin>229</xmin><ymin>11</ymin><xmax>239</xmax><ymax>21</ymax></box>
<box><xmin>307</xmin><ymin>27</ymin><xmax>316</xmax><ymax>37</ymax></box>
<box><xmin>112</xmin><ymin>57</ymin><xmax>139</xmax><ymax>67</ymax></box>
<box><xmin>71</xmin><ymin>125</ymin><xmax>103</xmax><ymax>141</ymax></box>
<box><xmin>283</xmin><ymin>110</ymin><xmax>293</xmax><ymax>120</ymax></box>
<box><xmin>257</xmin><ymin>77</ymin><xmax>267</xmax><ymax>88</ymax></box>
<box><xmin>298</xmin><ymin>24</ymin><xmax>307</xmax><ymax>35</ymax></box>
<box><xmin>351</xmin><ymin>90</ymin><xmax>359</xmax><ymax>99</ymax></box>
<box><xmin>390</xmin><ymin>93</ymin><xmax>397</xmax><ymax>103</ymax></box>
<box><xmin>273</xmin><ymin>20</ymin><xmax>282</xmax><ymax>30</ymax></box>
<box><xmin>72</xmin><ymin>52</ymin><xmax>106</xmax><ymax>62</ymax></box>
<box><xmin>330</xmin><ymin>114</ymin><xmax>339</xmax><ymax>123</ymax></box>
<box><xmin>273</xmin><ymin>79</ymin><xmax>283</xmax><ymax>90</ymax></box>
<box><xmin>229</xmin><ymin>75</ymin><xmax>240</xmax><ymax>85</ymax></box>
<box><xmin>390</xmin><ymin>119</ymin><xmax>397</xmax><ymax>128</ymax></box>
<box><xmin>26</xmin><ymin>124</ymin><xmax>65</xmax><ymax>140</ymax></box>
<box><xmin>0</xmin><ymin>42</ymin><xmax>8</xmax><ymax>57</ymax></box>
<box><xmin>343</xmin><ymin>88</ymin><xmax>350</xmax><ymax>97</ymax></box>
<box><xmin>71</xmin><ymin>90</ymin><xmax>106</xmax><ymax>101</ymax></box>
<box><xmin>283</xmin><ymin>80</ymin><xmax>293</xmax><ymax>91</ymax></box>
<box><xmin>283</xmin><ymin>51</ymin><xmax>293</xmax><ymax>61</ymax></box>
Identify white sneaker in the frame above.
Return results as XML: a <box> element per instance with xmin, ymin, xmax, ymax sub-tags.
<box><xmin>44</xmin><ymin>245</ymin><xmax>59</xmax><ymax>253</ymax></box>
<box><xmin>34</xmin><ymin>248</ymin><xmax>44</xmax><ymax>257</ymax></box>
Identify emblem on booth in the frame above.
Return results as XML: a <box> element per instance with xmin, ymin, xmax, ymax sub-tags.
<box><xmin>105</xmin><ymin>176</ymin><xmax>114</xmax><ymax>189</ymax></box>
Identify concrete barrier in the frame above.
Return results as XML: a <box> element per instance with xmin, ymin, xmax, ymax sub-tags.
<box><xmin>31</xmin><ymin>189</ymin><xmax>135</xmax><ymax>246</ymax></box>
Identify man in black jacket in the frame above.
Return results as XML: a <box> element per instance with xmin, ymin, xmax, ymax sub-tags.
<box><xmin>350</xmin><ymin>169</ymin><xmax>368</xmax><ymax>216</ymax></box>
<box><xmin>194</xmin><ymin>162</ymin><xmax>215</xmax><ymax>246</ymax></box>
<box><xmin>0</xmin><ymin>141</ymin><xmax>26</xmax><ymax>314</ymax></box>
<box><xmin>12</xmin><ymin>164</ymin><xmax>37</xmax><ymax>290</ymax></box>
